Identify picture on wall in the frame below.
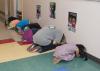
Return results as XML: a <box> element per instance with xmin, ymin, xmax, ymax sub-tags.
<box><xmin>68</xmin><ymin>12</ymin><xmax>77</xmax><ymax>32</ymax></box>
<box><xmin>36</xmin><ymin>5</ymin><xmax>41</xmax><ymax>19</ymax></box>
<box><xmin>50</xmin><ymin>2</ymin><xmax>56</xmax><ymax>19</ymax></box>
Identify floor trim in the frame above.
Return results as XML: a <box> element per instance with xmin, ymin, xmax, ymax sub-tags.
<box><xmin>87</xmin><ymin>53</ymin><xmax>100</xmax><ymax>64</ymax></box>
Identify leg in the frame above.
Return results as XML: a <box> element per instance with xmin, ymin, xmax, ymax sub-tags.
<box><xmin>53</xmin><ymin>56</ymin><xmax>61</xmax><ymax>64</ymax></box>
<box><xmin>37</xmin><ymin>43</ymin><xmax>56</xmax><ymax>53</ymax></box>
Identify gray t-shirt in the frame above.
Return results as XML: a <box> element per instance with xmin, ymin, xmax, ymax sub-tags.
<box><xmin>33</xmin><ymin>26</ymin><xmax>63</xmax><ymax>46</ymax></box>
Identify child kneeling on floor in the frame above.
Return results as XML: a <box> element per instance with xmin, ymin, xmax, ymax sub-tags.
<box><xmin>53</xmin><ymin>43</ymin><xmax>88</xmax><ymax>64</ymax></box>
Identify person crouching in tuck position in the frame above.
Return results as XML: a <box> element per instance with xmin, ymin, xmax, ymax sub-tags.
<box><xmin>53</xmin><ymin>43</ymin><xmax>88</xmax><ymax>64</ymax></box>
<box><xmin>27</xmin><ymin>25</ymin><xmax>66</xmax><ymax>53</ymax></box>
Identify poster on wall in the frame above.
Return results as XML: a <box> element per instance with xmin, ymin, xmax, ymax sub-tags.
<box><xmin>50</xmin><ymin>2</ymin><xmax>56</xmax><ymax>19</ymax></box>
<box><xmin>36</xmin><ymin>5</ymin><xmax>41</xmax><ymax>19</ymax></box>
<box><xmin>68</xmin><ymin>12</ymin><xmax>77</xmax><ymax>32</ymax></box>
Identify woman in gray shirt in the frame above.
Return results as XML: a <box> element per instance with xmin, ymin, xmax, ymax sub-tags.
<box><xmin>27</xmin><ymin>25</ymin><xmax>65</xmax><ymax>53</ymax></box>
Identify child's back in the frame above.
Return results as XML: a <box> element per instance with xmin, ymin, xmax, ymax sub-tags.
<box><xmin>53</xmin><ymin>43</ymin><xmax>77</xmax><ymax>63</ymax></box>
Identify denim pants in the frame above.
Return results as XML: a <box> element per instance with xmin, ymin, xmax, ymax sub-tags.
<box><xmin>35</xmin><ymin>41</ymin><xmax>56</xmax><ymax>53</ymax></box>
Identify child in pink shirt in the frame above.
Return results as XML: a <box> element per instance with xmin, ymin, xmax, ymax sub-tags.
<box><xmin>53</xmin><ymin>43</ymin><xmax>87</xmax><ymax>64</ymax></box>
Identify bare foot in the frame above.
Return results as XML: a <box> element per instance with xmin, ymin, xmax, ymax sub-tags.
<box><xmin>53</xmin><ymin>57</ymin><xmax>61</xmax><ymax>64</ymax></box>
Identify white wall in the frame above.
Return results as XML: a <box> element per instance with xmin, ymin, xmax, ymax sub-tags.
<box><xmin>17</xmin><ymin>0</ymin><xmax>22</xmax><ymax>11</ymax></box>
<box><xmin>23</xmin><ymin>0</ymin><xmax>35</xmax><ymax>20</ymax></box>
<box><xmin>23</xmin><ymin>0</ymin><xmax>100</xmax><ymax>58</ymax></box>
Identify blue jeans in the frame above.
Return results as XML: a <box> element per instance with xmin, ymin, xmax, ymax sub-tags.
<box><xmin>36</xmin><ymin>41</ymin><xmax>56</xmax><ymax>53</ymax></box>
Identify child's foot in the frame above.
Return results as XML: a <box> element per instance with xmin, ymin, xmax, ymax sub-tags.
<box><xmin>53</xmin><ymin>57</ymin><xmax>61</xmax><ymax>64</ymax></box>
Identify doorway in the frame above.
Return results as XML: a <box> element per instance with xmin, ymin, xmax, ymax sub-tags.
<box><xmin>5</xmin><ymin>0</ymin><xmax>23</xmax><ymax>20</ymax></box>
<box><xmin>0</xmin><ymin>0</ymin><xmax>5</xmax><ymax>22</ymax></box>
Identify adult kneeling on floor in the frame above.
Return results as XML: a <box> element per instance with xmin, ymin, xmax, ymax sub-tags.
<box><xmin>27</xmin><ymin>25</ymin><xmax>66</xmax><ymax>53</ymax></box>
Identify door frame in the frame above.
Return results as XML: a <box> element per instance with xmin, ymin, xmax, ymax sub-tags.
<box><xmin>4</xmin><ymin>0</ymin><xmax>23</xmax><ymax>20</ymax></box>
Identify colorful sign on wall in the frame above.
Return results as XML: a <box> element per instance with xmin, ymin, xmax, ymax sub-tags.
<box><xmin>68</xmin><ymin>12</ymin><xmax>77</xmax><ymax>32</ymax></box>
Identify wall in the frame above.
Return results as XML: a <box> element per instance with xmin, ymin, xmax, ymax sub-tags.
<box><xmin>8</xmin><ymin>0</ymin><xmax>15</xmax><ymax>16</ymax></box>
<box><xmin>17</xmin><ymin>0</ymin><xmax>22</xmax><ymax>11</ymax></box>
<box><xmin>0</xmin><ymin>0</ymin><xmax>5</xmax><ymax>21</ymax></box>
<box><xmin>0</xmin><ymin>0</ymin><xmax>5</xmax><ymax>12</ymax></box>
<box><xmin>23</xmin><ymin>0</ymin><xmax>35</xmax><ymax>20</ymax></box>
<box><xmin>7</xmin><ymin>0</ymin><xmax>22</xmax><ymax>17</ymax></box>
<box><xmin>23</xmin><ymin>0</ymin><xmax>100</xmax><ymax>58</ymax></box>
<box><xmin>0</xmin><ymin>0</ymin><xmax>16</xmax><ymax>20</ymax></box>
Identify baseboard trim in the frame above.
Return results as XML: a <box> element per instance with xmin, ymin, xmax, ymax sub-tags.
<box><xmin>87</xmin><ymin>53</ymin><xmax>100</xmax><ymax>64</ymax></box>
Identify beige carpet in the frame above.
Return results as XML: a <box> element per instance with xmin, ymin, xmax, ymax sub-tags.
<box><xmin>0</xmin><ymin>22</ymin><xmax>22</xmax><ymax>41</ymax></box>
<box><xmin>0</xmin><ymin>42</ymin><xmax>53</xmax><ymax>63</ymax></box>
<box><xmin>0</xmin><ymin>23</ymin><xmax>11</xmax><ymax>40</ymax></box>
<box><xmin>0</xmin><ymin>42</ymin><xmax>35</xmax><ymax>63</ymax></box>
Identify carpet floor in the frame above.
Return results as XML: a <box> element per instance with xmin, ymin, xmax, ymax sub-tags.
<box><xmin>0</xmin><ymin>52</ymin><xmax>99</xmax><ymax>71</ymax></box>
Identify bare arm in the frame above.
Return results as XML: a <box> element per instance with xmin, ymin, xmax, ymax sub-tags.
<box><xmin>75</xmin><ymin>48</ymin><xmax>80</xmax><ymax>57</ymax></box>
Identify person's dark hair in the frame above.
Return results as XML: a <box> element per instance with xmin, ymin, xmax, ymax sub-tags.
<box><xmin>22</xmin><ymin>23</ymin><xmax>41</xmax><ymax>30</ymax></box>
<box><xmin>76</xmin><ymin>44</ymin><xmax>88</xmax><ymax>61</ymax></box>
<box><xmin>29</xmin><ymin>23</ymin><xmax>41</xmax><ymax>29</ymax></box>
<box><xmin>8</xmin><ymin>16</ymin><xmax>19</xmax><ymax>23</ymax></box>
